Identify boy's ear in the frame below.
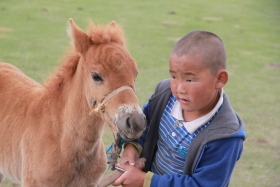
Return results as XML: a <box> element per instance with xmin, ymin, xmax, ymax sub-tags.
<box><xmin>215</xmin><ymin>70</ymin><xmax>228</xmax><ymax>89</ymax></box>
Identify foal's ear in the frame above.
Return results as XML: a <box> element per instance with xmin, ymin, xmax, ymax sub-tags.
<box><xmin>108</xmin><ymin>21</ymin><xmax>126</xmax><ymax>46</ymax></box>
<box><xmin>68</xmin><ymin>18</ymin><xmax>91</xmax><ymax>54</ymax></box>
<box><xmin>109</xmin><ymin>21</ymin><xmax>117</xmax><ymax>28</ymax></box>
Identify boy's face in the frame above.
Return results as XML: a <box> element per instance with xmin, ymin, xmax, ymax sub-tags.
<box><xmin>169</xmin><ymin>54</ymin><xmax>221</xmax><ymax>120</ymax></box>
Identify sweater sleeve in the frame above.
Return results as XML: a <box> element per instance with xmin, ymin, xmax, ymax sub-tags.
<box><xmin>149</xmin><ymin>137</ymin><xmax>244</xmax><ymax>187</ymax></box>
<box><xmin>136</xmin><ymin>94</ymin><xmax>153</xmax><ymax>147</ymax></box>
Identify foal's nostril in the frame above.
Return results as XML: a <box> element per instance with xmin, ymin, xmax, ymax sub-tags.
<box><xmin>126</xmin><ymin>117</ymin><xmax>131</xmax><ymax>129</ymax></box>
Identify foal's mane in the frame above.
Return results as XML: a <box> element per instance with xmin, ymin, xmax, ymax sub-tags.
<box><xmin>44</xmin><ymin>22</ymin><xmax>126</xmax><ymax>94</ymax></box>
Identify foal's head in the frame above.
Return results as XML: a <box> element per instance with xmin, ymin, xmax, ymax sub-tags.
<box><xmin>69</xmin><ymin>19</ymin><xmax>145</xmax><ymax>140</ymax></box>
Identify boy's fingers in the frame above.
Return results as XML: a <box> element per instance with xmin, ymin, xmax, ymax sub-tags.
<box><xmin>112</xmin><ymin>164</ymin><xmax>130</xmax><ymax>186</ymax></box>
<box><xmin>120</xmin><ymin>158</ymin><xmax>136</xmax><ymax>165</ymax></box>
<box><xmin>116</xmin><ymin>163</ymin><xmax>130</xmax><ymax>170</ymax></box>
<box><xmin>128</xmin><ymin>159</ymin><xmax>136</xmax><ymax>165</ymax></box>
<box><xmin>120</xmin><ymin>159</ymin><xmax>129</xmax><ymax>165</ymax></box>
<box><xmin>112</xmin><ymin>175</ymin><xmax>123</xmax><ymax>186</ymax></box>
<box><xmin>136</xmin><ymin>161</ymin><xmax>145</xmax><ymax>169</ymax></box>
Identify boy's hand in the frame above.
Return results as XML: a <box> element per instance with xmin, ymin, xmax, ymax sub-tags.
<box><xmin>112</xmin><ymin>163</ymin><xmax>146</xmax><ymax>187</ymax></box>
<box><xmin>120</xmin><ymin>144</ymin><xmax>141</xmax><ymax>166</ymax></box>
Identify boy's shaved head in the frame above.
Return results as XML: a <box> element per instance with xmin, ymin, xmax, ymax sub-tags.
<box><xmin>171</xmin><ymin>30</ymin><xmax>226</xmax><ymax>75</ymax></box>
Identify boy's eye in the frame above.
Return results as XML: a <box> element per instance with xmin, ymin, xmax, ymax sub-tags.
<box><xmin>186</xmin><ymin>79</ymin><xmax>193</xmax><ymax>82</ymax></box>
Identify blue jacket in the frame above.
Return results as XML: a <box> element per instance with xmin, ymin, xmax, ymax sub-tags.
<box><xmin>138</xmin><ymin>79</ymin><xmax>246</xmax><ymax>187</ymax></box>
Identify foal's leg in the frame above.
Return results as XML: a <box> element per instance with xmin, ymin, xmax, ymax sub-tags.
<box><xmin>0</xmin><ymin>173</ymin><xmax>4</xmax><ymax>184</ymax></box>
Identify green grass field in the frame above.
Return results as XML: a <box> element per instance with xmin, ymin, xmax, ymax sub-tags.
<box><xmin>0</xmin><ymin>0</ymin><xmax>279</xmax><ymax>186</ymax></box>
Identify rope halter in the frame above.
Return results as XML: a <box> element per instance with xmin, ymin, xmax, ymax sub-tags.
<box><xmin>89</xmin><ymin>86</ymin><xmax>134</xmax><ymax>115</ymax></box>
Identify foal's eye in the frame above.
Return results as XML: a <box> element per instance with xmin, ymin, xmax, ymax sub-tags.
<box><xmin>92</xmin><ymin>73</ymin><xmax>103</xmax><ymax>82</ymax></box>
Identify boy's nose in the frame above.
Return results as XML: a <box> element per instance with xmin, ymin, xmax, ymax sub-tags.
<box><xmin>177</xmin><ymin>82</ymin><xmax>186</xmax><ymax>94</ymax></box>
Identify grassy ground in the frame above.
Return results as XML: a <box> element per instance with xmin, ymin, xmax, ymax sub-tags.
<box><xmin>0</xmin><ymin>0</ymin><xmax>279</xmax><ymax>186</ymax></box>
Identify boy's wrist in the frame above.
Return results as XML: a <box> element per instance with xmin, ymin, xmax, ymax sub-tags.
<box><xmin>124</xmin><ymin>141</ymin><xmax>143</xmax><ymax>155</ymax></box>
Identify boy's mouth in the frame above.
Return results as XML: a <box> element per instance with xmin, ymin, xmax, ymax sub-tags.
<box><xmin>178</xmin><ymin>97</ymin><xmax>190</xmax><ymax>105</ymax></box>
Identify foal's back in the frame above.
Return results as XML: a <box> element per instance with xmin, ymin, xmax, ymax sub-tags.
<box><xmin>0</xmin><ymin>62</ymin><xmax>42</xmax><ymax>94</ymax></box>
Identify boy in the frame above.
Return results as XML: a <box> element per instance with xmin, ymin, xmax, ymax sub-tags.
<box><xmin>113</xmin><ymin>30</ymin><xmax>246</xmax><ymax>187</ymax></box>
